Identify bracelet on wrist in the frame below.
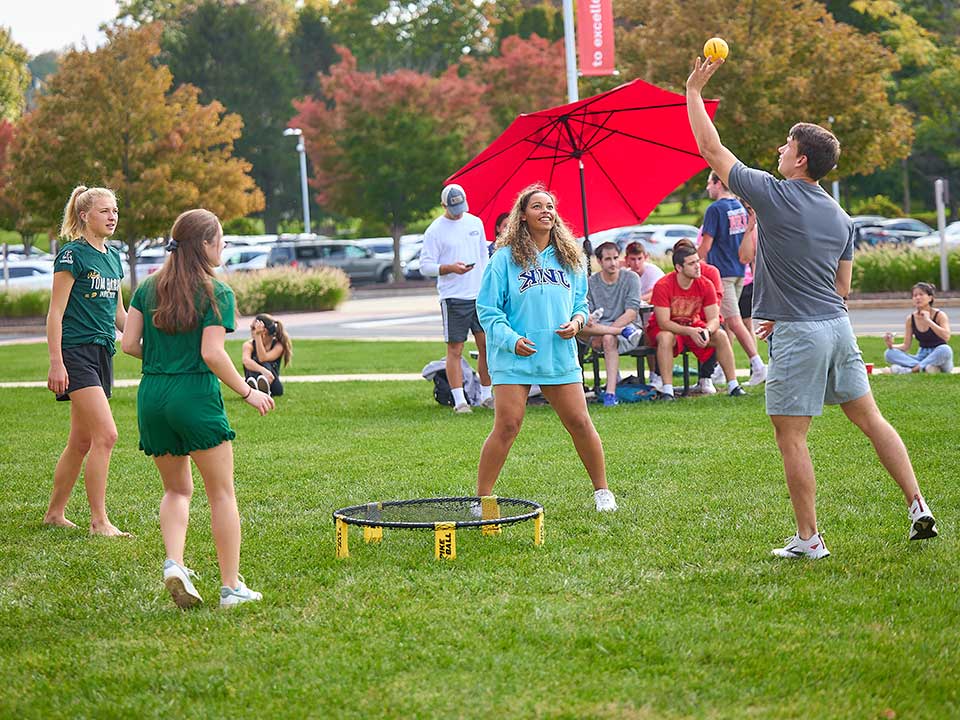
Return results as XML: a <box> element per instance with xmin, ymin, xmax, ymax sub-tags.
<box><xmin>242</xmin><ymin>386</ymin><xmax>252</xmax><ymax>399</ymax></box>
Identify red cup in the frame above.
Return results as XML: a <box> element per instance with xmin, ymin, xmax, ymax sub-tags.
<box><xmin>865</xmin><ymin>363</ymin><xmax>874</xmax><ymax>374</ymax></box>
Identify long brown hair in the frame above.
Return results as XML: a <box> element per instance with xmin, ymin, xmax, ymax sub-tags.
<box><xmin>256</xmin><ymin>313</ymin><xmax>293</xmax><ymax>366</ymax></box>
<box><xmin>60</xmin><ymin>185</ymin><xmax>117</xmax><ymax>239</ymax></box>
<box><xmin>152</xmin><ymin>209</ymin><xmax>222</xmax><ymax>334</ymax></box>
<box><xmin>494</xmin><ymin>184</ymin><xmax>585</xmax><ymax>272</ymax></box>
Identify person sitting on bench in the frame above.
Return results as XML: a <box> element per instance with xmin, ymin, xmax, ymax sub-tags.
<box><xmin>577</xmin><ymin>242</ymin><xmax>643</xmax><ymax>407</ymax></box>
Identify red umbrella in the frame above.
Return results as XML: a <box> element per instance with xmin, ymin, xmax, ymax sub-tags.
<box><xmin>446</xmin><ymin>78</ymin><xmax>718</xmax><ymax>247</ymax></box>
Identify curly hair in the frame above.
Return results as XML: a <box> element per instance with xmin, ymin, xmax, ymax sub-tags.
<box><xmin>494</xmin><ymin>184</ymin><xmax>586</xmax><ymax>272</ymax></box>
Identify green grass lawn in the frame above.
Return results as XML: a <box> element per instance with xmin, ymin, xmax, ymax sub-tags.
<box><xmin>0</xmin><ymin>340</ymin><xmax>958</xmax><ymax>718</ymax></box>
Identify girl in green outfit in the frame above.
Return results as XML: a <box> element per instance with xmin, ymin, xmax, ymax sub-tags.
<box><xmin>122</xmin><ymin>209</ymin><xmax>274</xmax><ymax>609</ymax></box>
<box><xmin>45</xmin><ymin>185</ymin><xmax>129</xmax><ymax>536</ymax></box>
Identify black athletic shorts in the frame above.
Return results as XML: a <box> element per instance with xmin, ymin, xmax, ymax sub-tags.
<box><xmin>739</xmin><ymin>282</ymin><xmax>754</xmax><ymax>320</ymax></box>
<box><xmin>56</xmin><ymin>343</ymin><xmax>113</xmax><ymax>402</ymax></box>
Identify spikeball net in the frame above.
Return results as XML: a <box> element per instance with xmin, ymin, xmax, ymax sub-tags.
<box><xmin>333</xmin><ymin>496</ymin><xmax>544</xmax><ymax>560</ymax></box>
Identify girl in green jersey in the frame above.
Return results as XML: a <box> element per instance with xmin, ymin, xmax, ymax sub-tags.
<box><xmin>123</xmin><ymin>209</ymin><xmax>274</xmax><ymax>609</ymax></box>
<box><xmin>45</xmin><ymin>185</ymin><xmax>129</xmax><ymax>536</ymax></box>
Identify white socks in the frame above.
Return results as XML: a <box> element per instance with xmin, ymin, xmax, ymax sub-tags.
<box><xmin>750</xmin><ymin>355</ymin><xmax>764</xmax><ymax>369</ymax></box>
<box><xmin>451</xmin><ymin>387</ymin><xmax>467</xmax><ymax>407</ymax></box>
<box><xmin>662</xmin><ymin>383</ymin><xmax>674</xmax><ymax>396</ymax></box>
<box><xmin>480</xmin><ymin>385</ymin><xmax>492</xmax><ymax>402</ymax></box>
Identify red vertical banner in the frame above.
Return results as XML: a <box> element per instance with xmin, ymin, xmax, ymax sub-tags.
<box><xmin>577</xmin><ymin>0</ymin><xmax>616</xmax><ymax>76</ymax></box>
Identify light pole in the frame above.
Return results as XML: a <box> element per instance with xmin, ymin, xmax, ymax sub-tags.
<box><xmin>283</xmin><ymin>127</ymin><xmax>311</xmax><ymax>235</ymax></box>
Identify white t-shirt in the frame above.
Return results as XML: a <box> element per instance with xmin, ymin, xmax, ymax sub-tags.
<box><xmin>638</xmin><ymin>263</ymin><xmax>665</xmax><ymax>297</ymax></box>
<box><xmin>420</xmin><ymin>213</ymin><xmax>488</xmax><ymax>300</ymax></box>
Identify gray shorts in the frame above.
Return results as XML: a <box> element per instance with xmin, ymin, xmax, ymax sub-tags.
<box><xmin>441</xmin><ymin>298</ymin><xmax>483</xmax><ymax>343</ymax></box>
<box><xmin>720</xmin><ymin>276</ymin><xmax>743</xmax><ymax>318</ymax></box>
<box><xmin>765</xmin><ymin>317</ymin><xmax>870</xmax><ymax>417</ymax></box>
<box><xmin>616</xmin><ymin>327</ymin><xmax>643</xmax><ymax>353</ymax></box>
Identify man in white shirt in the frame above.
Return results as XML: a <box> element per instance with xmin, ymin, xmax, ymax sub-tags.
<box><xmin>420</xmin><ymin>184</ymin><xmax>493</xmax><ymax>413</ymax></box>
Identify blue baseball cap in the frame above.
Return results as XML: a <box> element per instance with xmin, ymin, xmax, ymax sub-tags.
<box><xmin>441</xmin><ymin>184</ymin><xmax>468</xmax><ymax>215</ymax></box>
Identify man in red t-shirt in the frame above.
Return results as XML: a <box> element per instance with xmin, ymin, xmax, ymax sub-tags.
<box><xmin>645</xmin><ymin>244</ymin><xmax>745</xmax><ymax>399</ymax></box>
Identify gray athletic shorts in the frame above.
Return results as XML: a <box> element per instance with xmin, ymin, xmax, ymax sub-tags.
<box><xmin>441</xmin><ymin>297</ymin><xmax>483</xmax><ymax>343</ymax></box>
<box><xmin>765</xmin><ymin>316</ymin><xmax>870</xmax><ymax>417</ymax></box>
<box><xmin>720</xmin><ymin>276</ymin><xmax>743</xmax><ymax>318</ymax></box>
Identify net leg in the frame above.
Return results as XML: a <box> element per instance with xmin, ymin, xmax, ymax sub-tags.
<box><xmin>481</xmin><ymin>495</ymin><xmax>501</xmax><ymax>536</ymax></box>
<box><xmin>434</xmin><ymin>522</ymin><xmax>456</xmax><ymax>560</ymax></box>
<box><xmin>363</xmin><ymin>525</ymin><xmax>383</xmax><ymax>544</ymax></box>
<box><xmin>336</xmin><ymin>517</ymin><xmax>349</xmax><ymax>558</ymax></box>
<box><xmin>534</xmin><ymin>511</ymin><xmax>544</xmax><ymax>546</ymax></box>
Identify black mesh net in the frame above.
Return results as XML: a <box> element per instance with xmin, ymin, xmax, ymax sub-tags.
<box><xmin>333</xmin><ymin>496</ymin><xmax>543</xmax><ymax>529</ymax></box>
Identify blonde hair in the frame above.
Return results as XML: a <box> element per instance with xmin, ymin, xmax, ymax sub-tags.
<box><xmin>495</xmin><ymin>184</ymin><xmax>586</xmax><ymax>272</ymax></box>
<box><xmin>59</xmin><ymin>186</ymin><xmax>117</xmax><ymax>240</ymax></box>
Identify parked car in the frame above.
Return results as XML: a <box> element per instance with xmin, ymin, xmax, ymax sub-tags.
<box><xmin>223</xmin><ymin>234</ymin><xmax>278</xmax><ymax>247</ymax></box>
<box><xmin>403</xmin><ymin>247</ymin><xmax>423</xmax><ymax>280</ymax></box>
<box><xmin>2</xmin><ymin>244</ymin><xmax>53</xmax><ymax>261</ymax></box>
<box><xmin>0</xmin><ymin>260</ymin><xmax>54</xmax><ymax>291</ymax></box>
<box><xmin>857</xmin><ymin>218</ymin><xmax>934</xmax><ymax>246</ymax></box>
<box><xmin>913</xmin><ymin>221</ymin><xmax>960</xmax><ymax>249</ymax></box>
<box><xmin>132</xmin><ymin>246</ymin><xmax>169</xmax><ymax>277</ymax></box>
<box><xmin>850</xmin><ymin>215</ymin><xmax>888</xmax><ymax>248</ymax></box>
<box><xmin>356</xmin><ymin>235</ymin><xmax>424</xmax><ymax>260</ymax></box>
<box><xmin>615</xmin><ymin>224</ymin><xmax>699</xmax><ymax>256</ymax></box>
<box><xmin>267</xmin><ymin>239</ymin><xmax>395</xmax><ymax>283</ymax></box>
<box><xmin>218</xmin><ymin>245</ymin><xmax>273</xmax><ymax>274</ymax></box>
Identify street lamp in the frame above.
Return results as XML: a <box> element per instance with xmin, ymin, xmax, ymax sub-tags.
<box><xmin>283</xmin><ymin>127</ymin><xmax>311</xmax><ymax>235</ymax></box>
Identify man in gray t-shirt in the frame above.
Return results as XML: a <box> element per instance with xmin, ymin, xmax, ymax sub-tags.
<box><xmin>577</xmin><ymin>242</ymin><xmax>643</xmax><ymax>406</ymax></box>
<box><xmin>685</xmin><ymin>55</ymin><xmax>937</xmax><ymax>558</ymax></box>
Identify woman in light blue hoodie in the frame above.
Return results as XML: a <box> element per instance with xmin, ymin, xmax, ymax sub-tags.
<box><xmin>476</xmin><ymin>186</ymin><xmax>617</xmax><ymax>512</ymax></box>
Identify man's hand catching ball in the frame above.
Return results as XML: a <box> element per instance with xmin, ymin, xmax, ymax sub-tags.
<box><xmin>686</xmin><ymin>55</ymin><xmax>724</xmax><ymax>95</ymax></box>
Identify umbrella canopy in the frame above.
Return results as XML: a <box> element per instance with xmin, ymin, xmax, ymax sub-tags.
<box><xmin>446</xmin><ymin>78</ymin><xmax>719</xmax><ymax>243</ymax></box>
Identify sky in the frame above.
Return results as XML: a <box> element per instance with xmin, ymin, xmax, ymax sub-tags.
<box><xmin>2</xmin><ymin>0</ymin><xmax>119</xmax><ymax>57</ymax></box>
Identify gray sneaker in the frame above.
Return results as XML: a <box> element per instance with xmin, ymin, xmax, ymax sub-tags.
<box><xmin>220</xmin><ymin>577</ymin><xmax>263</xmax><ymax>608</ymax></box>
<box><xmin>256</xmin><ymin>375</ymin><xmax>271</xmax><ymax>395</ymax></box>
<box><xmin>454</xmin><ymin>403</ymin><xmax>472</xmax><ymax>414</ymax></box>
<box><xmin>163</xmin><ymin>559</ymin><xmax>203</xmax><ymax>609</ymax></box>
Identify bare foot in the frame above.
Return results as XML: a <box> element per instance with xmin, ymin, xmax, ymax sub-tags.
<box><xmin>89</xmin><ymin>521</ymin><xmax>132</xmax><ymax>537</ymax></box>
<box><xmin>44</xmin><ymin>514</ymin><xmax>79</xmax><ymax>529</ymax></box>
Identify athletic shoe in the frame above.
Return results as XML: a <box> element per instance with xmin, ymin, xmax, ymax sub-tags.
<box><xmin>923</xmin><ymin>365</ymin><xmax>941</xmax><ymax>374</ymax></box>
<box><xmin>771</xmin><ymin>532</ymin><xmax>831</xmax><ymax>559</ymax></box>
<box><xmin>468</xmin><ymin>501</ymin><xmax>482</xmax><ymax>519</ymax></box>
<box><xmin>648</xmin><ymin>372</ymin><xmax>664</xmax><ymax>392</ymax></box>
<box><xmin>620</xmin><ymin>325</ymin><xmax>638</xmax><ymax>340</ymax></box>
<box><xmin>454</xmin><ymin>403</ymin><xmax>472</xmax><ymax>414</ymax></box>
<box><xmin>256</xmin><ymin>375</ymin><xmax>271</xmax><ymax>395</ymax></box>
<box><xmin>594</xmin><ymin>488</ymin><xmax>618</xmax><ymax>512</ymax></box>
<box><xmin>729</xmin><ymin>385</ymin><xmax>747</xmax><ymax>397</ymax></box>
<box><xmin>245</xmin><ymin>377</ymin><xmax>257</xmax><ymax>391</ymax></box>
<box><xmin>890</xmin><ymin>364</ymin><xmax>912</xmax><ymax>374</ymax></box>
<box><xmin>480</xmin><ymin>396</ymin><xmax>495</xmax><ymax>409</ymax></box>
<box><xmin>695</xmin><ymin>378</ymin><xmax>716</xmax><ymax>395</ymax></box>
<box><xmin>658</xmin><ymin>391</ymin><xmax>676</xmax><ymax>402</ymax></box>
<box><xmin>711</xmin><ymin>364</ymin><xmax>725</xmax><ymax>384</ymax></box>
<box><xmin>163</xmin><ymin>559</ymin><xmax>203</xmax><ymax>609</ymax></box>
<box><xmin>747</xmin><ymin>364</ymin><xmax>768</xmax><ymax>386</ymax></box>
<box><xmin>220</xmin><ymin>577</ymin><xmax>263</xmax><ymax>608</ymax></box>
<box><xmin>601</xmin><ymin>392</ymin><xmax>619</xmax><ymax>407</ymax></box>
<box><xmin>908</xmin><ymin>495</ymin><xmax>938</xmax><ymax>540</ymax></box>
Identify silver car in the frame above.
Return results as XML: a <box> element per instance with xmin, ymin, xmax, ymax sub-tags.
<box><xmin>267</xmin><ymin>240</ymin><xmax>394</xmax><ymax>283</ymax></box>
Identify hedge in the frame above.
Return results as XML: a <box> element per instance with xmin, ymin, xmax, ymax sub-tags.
<box><xmin>853</xmin><ymin>247</ymin><xmax>960</xmax><ymax>293</ymax></box>
<box><xmin>0</xmin><ymin>267</ymin><xmax>351</xmax><ymax>318</ymax></box>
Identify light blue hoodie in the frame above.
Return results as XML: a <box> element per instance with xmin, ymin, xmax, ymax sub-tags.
<box><xmin>477</xmin><ymin>244</ymin><xmax>589</xmax><ymax>385</ymax></box>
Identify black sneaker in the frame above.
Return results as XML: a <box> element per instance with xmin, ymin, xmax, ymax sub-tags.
<box><xmin>728</xmin><ymin>385</ymin><xmax>747</xmax><ymax>397</ymax></box>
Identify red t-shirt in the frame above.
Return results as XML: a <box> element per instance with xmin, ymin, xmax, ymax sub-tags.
<box><xmin>647</xmin><ymin>272</ymin><xmax>719</xmax><ymax>333</ymax></box>
<box><xmin>700</xmin><ymin>262</ymin><xmax>723</xmax><ymax>300</ymax></box>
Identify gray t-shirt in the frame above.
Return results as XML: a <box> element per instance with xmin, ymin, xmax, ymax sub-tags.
<box><xmin>729</xmin><ymin>162</ymin><xmax>854</xmax><ymax>322</ymax></box>
<box><xmin>587</xmin><ymin>269</ymin><xmax>642</xmax><ymax>327</ymax></box>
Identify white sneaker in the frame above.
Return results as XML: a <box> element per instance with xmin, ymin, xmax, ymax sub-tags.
<box><xmin>594</xmin><ymin>488</ymin><xmax>618</xmax><ymax>512</ymax></box>
<box><xmin>889</xmin><ymin>364</ymin><xmax>912</xmax><ymax>374</ymax></box>
<box><xmin>771</xmin><ymin>532</ymin><xmax>830</xmax><ymax>559</ymax></box>
<box><xmin>220</xmin><ymin>578</ymin><xmax>263</xmax><ymax>608</ymax></box>
<box><xmin>163</xmin><ymin>559</ymin><xmax>203</xmax><ymax>609</ymax></box>
<box><xmin>454</xmin><ymin>403</ymin><xmax>472</xmax><ymax>414</ymax></box>
<box><xmin>923</xmin><ymin>365</ymin><xmax>941</xmax><ymax>374</ymax></box>
<box><xmin>648</xmin><ymin>372</ymin><xmax>663</xmax><ymax>391</ymax></box>
<box><xmin>710</xmin><ymin>364</ymin><xmax>725</xmax><ymax>384</ymax></box>
<box><xmin>245</xmin><ymin>377</ymin><xmax>257</xmax><ymax>391</ymax></box>
<box><xmin>747</xmin><ymin>364</ymin><xmax>767</xmax><ymax>385</ymax></box>
<box><xmin>480</xmin><ymin>396</ymin><xmax>495</xmax><ymax>409</ymax></box>
<box><xmin>695</xmin><ymin>378</ymin><xmax>716</xmax><ymax>395</ymax></box>
<box><xmin>908</xmin><ymin>495</ymin><xmax>938</xmax><ymax>540</ymax></box>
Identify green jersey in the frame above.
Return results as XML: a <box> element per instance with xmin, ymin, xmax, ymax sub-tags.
<box><xmin>131</xmin><ymin>277</ymin><xmax>236</xmax><ymax>375</ymax></box>
<box><xmin>54</xmin><ymin>240</ymin><xmax>124</xmax><ymax>354</ymax></box>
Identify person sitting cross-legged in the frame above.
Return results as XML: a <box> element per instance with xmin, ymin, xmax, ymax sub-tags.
<box><xmin>644</xmin><ymin>244</ymin><xmax>745</xmax><ymax>400</ymax></box>
<box><xmin>577</xmin><ymin>242</ymin><xmax>643</xmax><ymax>406</ymax></box>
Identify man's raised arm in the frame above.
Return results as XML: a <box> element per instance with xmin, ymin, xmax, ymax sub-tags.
<box><xmin>685</xmin><ymin>57</ymin><xmax>740</xmax><ymax>188</ymax></box>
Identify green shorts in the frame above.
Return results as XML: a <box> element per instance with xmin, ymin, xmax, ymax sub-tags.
<box><xmin>137</xmin><ymin>373</ymin><xmax>236</xmax><ymax>456</ymax></box>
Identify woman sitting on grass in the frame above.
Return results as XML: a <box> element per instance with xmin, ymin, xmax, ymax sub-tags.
<box><xmin>122</xmin><ymin>208</ymin><xmax>274</xmax><ymax>610</ymax></box>
<box><xmin>883</xmin><ymin>282</ymin><xmax>953</xmax><ymax>374</ymax></box>
<box><xmin>242</xmin><ymin>313</ymin><xmax>292</xmax><ymax>397</ymax></box>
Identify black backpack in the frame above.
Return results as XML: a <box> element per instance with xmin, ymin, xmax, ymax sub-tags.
<box><xmin>432</xmin><ymin>369</ymin><xmax>455</xmax><ymax>406</ymax></box>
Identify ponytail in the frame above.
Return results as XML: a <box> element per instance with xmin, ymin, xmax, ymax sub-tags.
<box><xmin>60</xmin><ymin>185</ymin><xmax>117</xmax><ymax>240</ymax></box>
<box><xmin>256</xmin><ymin>313</ymin><xmax>293</xmax><ymax>366</ymax></box>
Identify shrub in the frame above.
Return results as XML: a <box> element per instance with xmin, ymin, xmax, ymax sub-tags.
<box><xmin>224</xmin><ymin>267</ymin><xmax>350</xmax><ymax>315</ymax></box>
<box><xmin>850</xmin><ymin>194</ymin><xmax>903</xmax><ymax>218</ymax></box>
<box><xmin>852</xmin><ymin>247</ymin><xmax>960</xmax><ymax>293</ymax></box>
<box><xmin>0</xmin><ymin>290</ymin><xmax>50</xmax><ymax>318</ymax></box>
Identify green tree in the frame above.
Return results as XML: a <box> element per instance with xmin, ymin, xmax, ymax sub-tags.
<box><xmin>293</xmin><ymin>46</ymin><xmax>493</xmax><ymax>280</ymax></box>
<box><xmin>7</xmin><ymin>24</ymin><xmax>263</xmax><ymax>288</ymax></box>
<box><xmin>0</xmin><ymin>28</ymin><xmax>30</xmax><ymax>121</ymax></box>
<box><xmin>163</xmin><ymin>1</ymin><xmax>299</xmax><ymax>233</ymax></box>
<box><xmin>289</xmin><ymin>5</ymin><xmax>339</xmax><ymax>98</ymax></box>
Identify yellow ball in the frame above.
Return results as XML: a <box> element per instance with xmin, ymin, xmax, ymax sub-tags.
<box><xmin>703</xmin><ymin>37</ymin><xmax>729</xmax><ymax>62</ymax></box>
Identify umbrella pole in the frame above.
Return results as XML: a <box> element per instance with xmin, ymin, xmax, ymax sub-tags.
<box><xmin>579</xmin><ymin>160</ymin><xmax>592</xmax><ymax>274</ymax></box>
